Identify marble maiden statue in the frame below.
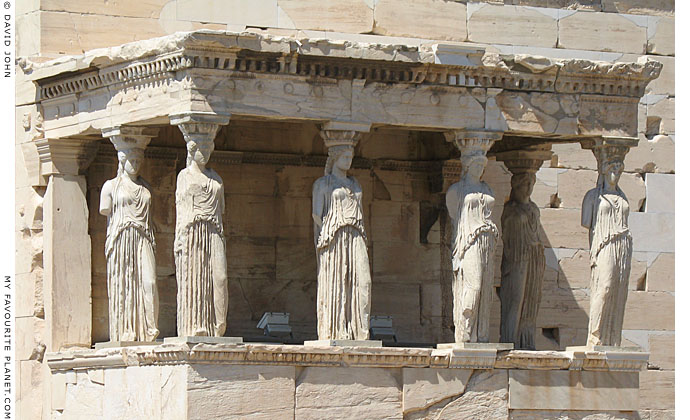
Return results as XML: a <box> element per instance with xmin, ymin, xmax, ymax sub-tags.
<box><xmin>312</xmin><ymin>132</ymin><xmax>372</xmax><ymax>341</ymax></box>
<box><xmin>100</xmin><ymin>134</ymin><xmax>159</xmax><ymax>342</ymax></box>
<box><xmin>581</xmin><ymin>146</ymin><xmax>632</xmax><ymax>347</ymax></box>
<box><xmin>174</xmin><ymin>133</ymin><xmax>228</xmax><ymax>337</ymax></box>
<box><xmin>499</xmin><ymin>169</ymin><xmax>546</xmax><ymax>350</ymax></box>
<box><xmin>446</xmin><ymin>145</ymin><xmax>499</xmax><ymax>343</ymax></box>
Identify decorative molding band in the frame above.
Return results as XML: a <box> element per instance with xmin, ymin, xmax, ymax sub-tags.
<box><xmin>40</xmin><ymin>52</ymin><xmax>191</xmax><ymax>100</ymax></box>
<box><xmin>44</xmin><ymin>344</ymin><xmax>649</xmax><ymax>373</ymax></box>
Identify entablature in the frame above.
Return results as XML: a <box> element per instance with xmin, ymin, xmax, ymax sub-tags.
<box><xmin>22</xmin><ymin>30</ymin><xmax>661</xmax><ymax>141</ymax></box>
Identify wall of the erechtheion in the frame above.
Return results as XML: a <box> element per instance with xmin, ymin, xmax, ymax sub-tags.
<box><xmin>87</xmin><ymin>123</ymin><xmax>475</xmax><ymax>344</ymax></box>
<box><xmin>16</xmin><ymin>1</ymin><xmax>674</xmax><ymax>419</ymax></box>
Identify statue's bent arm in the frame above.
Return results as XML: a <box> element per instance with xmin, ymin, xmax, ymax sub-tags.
<box><xmin>581</xmin><ymin>189</ymin><xmax>595</xmax><ymax>229</ymax></box>
<box><xmin>445</xmin><ymin>184</ymin><xmax>460</xmax><ymax>243</ymax></box>
<box><xmin>99</xmin><ymin>179</ymin><xmax>113</xmax><ymax>216</ymax></box>
<box><xmin>312</xmin><ymin>178</ymin><xmax>326</xmax><ymax>245</ymax></box>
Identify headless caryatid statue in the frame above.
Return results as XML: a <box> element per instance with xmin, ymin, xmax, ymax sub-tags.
<box><xmin>174</xmin><ymin>132</ymin><xmax>228</xmax><ymax>337</ymax></box>
<box><xmin>312</xmin><ymin>130</ymin><xmax>372</xmax><ymax>341</ymax></box>
<box><xmin>446</xmin><ymin>146</ymin><xmax>499</xmax><ymax>343</ymax></box>
<box><xmin>100</xmin><ymin>129</ymin><xmax>159</xmax><ymax>342</ymax></box>
<box><xmin>498</xmin><ymin>154</ymin><xmax>548</xmax><ymax>350</ymax></box>
<box><xmin>582</xmin><ymin>143</ymin><xmax>633</xmax><ymax>347</ymax></box>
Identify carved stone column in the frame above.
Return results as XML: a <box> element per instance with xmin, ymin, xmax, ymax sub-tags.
<box><xmin>442</xmin><ymin>130</ymin><xmax>504</xmax><ymax>345</ymax></box>
<box><xmin>308</xmin><ymin>121</ymin><xmax>379</xmax><ymax>345</ymax></box>
<box><xmin>36</xmin><ymin>138</ymin><xmax>98</xmax><ymax>351</ymax></box>
<box><xmin>579</xmin><ymin>137</ymin><xmax>637</xmax><ymax>348</ymax></box>
<box><xmin>170</xmin><ymin>112</ymin><xmax>232</xmax><ymax>339</ymax></box>
<box><xmin>99</xmin><ymin>126</ymin><xmax>159</xmax><ymax>344</ymax></box>
<box><xmin>495</xmin><ymin>147</ymin><xmax>552</xmax><ymax>350</ymax></box>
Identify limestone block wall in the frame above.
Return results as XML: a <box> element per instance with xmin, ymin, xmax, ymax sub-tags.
<box><xmin>15</xmin><ymin>77</ymin><xmax>46</xmax><ymax>419</ymax></box>
<box><xmin>16</xmin><ymin>1</ymin><xmax>674</xmax><ymax>418</ymax></box>
<box><xmin>45</xmin><ymin>344</ymin><xmax>647</xmax><ymax>420</ymax></box>
<box><xmin>52</xmin><ymin>365</ymin><xmax>644</xmax><ymax>420</ymax></box>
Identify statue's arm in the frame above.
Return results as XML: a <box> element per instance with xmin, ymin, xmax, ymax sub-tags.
<box><xmin>209</xmin><ymin>169</ymin><xmax>226</xmax><ymax>215</ymax></box>
<box><xmin>445</xmin><ymin>184</ymin><xmax>459</xmax><ymax>225</ymax></box>
<box><xmin>312</xmin><ymin>179</ymin><xmax>326</xmax><ymax>227</ymax></box>
<box><xmin>500</xmin><ymin>205</ymin><xmax>522</xmax><ymax>262</ymax></box>
<box><xmin>312</xmin><ymin>179</ymin><xmax>327</xmax><ymax>246</ymax></box>
<box><xmin>175</xmin><ymin>171</ymin><xmax>184</xmax><ymax>217</ymax></box>
<box><xmin>99</xmin><ymin>180</ymin><xmax>113</xmax><ymax>216</ymax></box>
<box><xmin>500</xmin><ymin>208</ymin><xmax>516</xmax><ymax>276</ymax></box>
<box><xmin>445</xmin><ymin>185</ymin><xmax>460</xmax><ymax>249</ymax></box>
<box><xmin>353</xmin><ymin>178</ymin><xmax>364</xmax><ymax>207</ymax></box>
<box><xmin>219</xmin><ymin>182</ymin><xmax>226</xmax><ymax>215</ymax></box>
<box><xmin>581</xmin><ymin>189</ymin><xmax>595</xmax><ymax>229</ymax></box>
<box><xmin>174</xmin><ymin>172</ymin><xmax>186</xmax><ymax>251</ymax></box>
<box><xmin>139</xmin><ymin>178</ymin><xmax>158</xmax><ymax>233</ymax></box>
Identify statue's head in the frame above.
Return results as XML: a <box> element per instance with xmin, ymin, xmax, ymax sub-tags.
<box><xmin>108</xmin><ymin>129</ymin><xmax>151</xmax><ymax>177</ymax></box>
<box><xmin>117</xmin><ymin>148</ymin><xmax>145</xmax><ymax>177</ymax></box>
<box><xmin>461</xmin><ymin>153</ymin><xmax>488</xmax><ymax>180</ymax></box>
<box><xmin>601</xmin><ymin>159</ymin><xmax>624</xmax><ymax>188</ymax></box>
<box><xmin>591</xmin><ymin>143</ymin><xmax>628</xmax><ymax>190</ymax></box>
<box><xmin>325</xmin><ymin>145</ymin><xmax>354</xmax><ymax>175</ymax></box>
<box><xmin>186</xmin><ymin>139</ymin><xmax>215</xmax><ymax>168</ymax></box>
<box><xmin>510</xmin><ymin>171</ymin><xmax>537</xmax><ymax>203</ymax></box>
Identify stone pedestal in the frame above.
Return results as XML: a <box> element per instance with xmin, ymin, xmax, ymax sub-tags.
<box><xmin>163</xmin><ymin>336</ymin><xmax>244</xmax><ymax>345</ymax></box>
<box><xmin>437</xmin><ymin>342</ymin><xmax>514</xmax><ymax>369</ymax></box>
<box><xmin>437</xmin><ymin>342</ymin><xmax>514</xmax><ymax>350</ymax></box>
<box><xmin>566</xmin><ymin>345</ymin><xmax>645</xmax><ymax>352</ymax></box>
<box><xmin>94</xmin><ymin>341</ymin><xmax>159</xmax><ymax>350</ymax></box>
<box><xmin>566</xmin><ymin>345</ymin><xmax>649</xmax><ymax>371</ymax></box>
<box><xmin>304</xmin><ymin>339</ymin><xmax>383</xmax><ymax>347</ymax></box>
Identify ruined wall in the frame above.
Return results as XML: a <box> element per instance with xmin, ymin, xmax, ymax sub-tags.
<box><xmin>16</xmin><ymin>1</ymin><xmax>674</xmax><ymax>419</ymax></box>
<box><xmin>48</xmin><ymin>360</ymin><xmax>645</xmax><ymax>420</ymax></box>
<box><xmin>15</xmin><ymin>65</ymin><xmax>46</xmax><ymax>420</ymax></box>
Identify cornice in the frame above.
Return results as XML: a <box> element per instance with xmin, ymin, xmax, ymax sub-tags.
<box><xmin>27</xmin><ymin>31</ymin><xmax>662</xmax><ymax>103</ymax></box>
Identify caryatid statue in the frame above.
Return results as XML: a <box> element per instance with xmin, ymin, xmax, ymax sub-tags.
<box><xmin>312</xmin><ymin>123</ymin><xmax>372</xmax><ymax>341</ymax></box>
<box><xmin>581</xmin><ymin>138</ymin><xmax>635</xmax><ymax>347</ymax></box>
<box><xmin>444</xmin><ymin>131</ymin><xmax>502</xmax><ymax>343</ymax></box>
<box><xmin>496</xmin><ymin>149</ymin><xmax>551</xmax><ymax>350</ymax></box>
<box><xmin>100</xmin><ymin>126</ymin><xmax>159</xmax><ymax>342</ymax></box>
<box><xmin>171</xmin><ymin>113</ymin><xmax>230</xmax><ymax>337</ymax></box>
